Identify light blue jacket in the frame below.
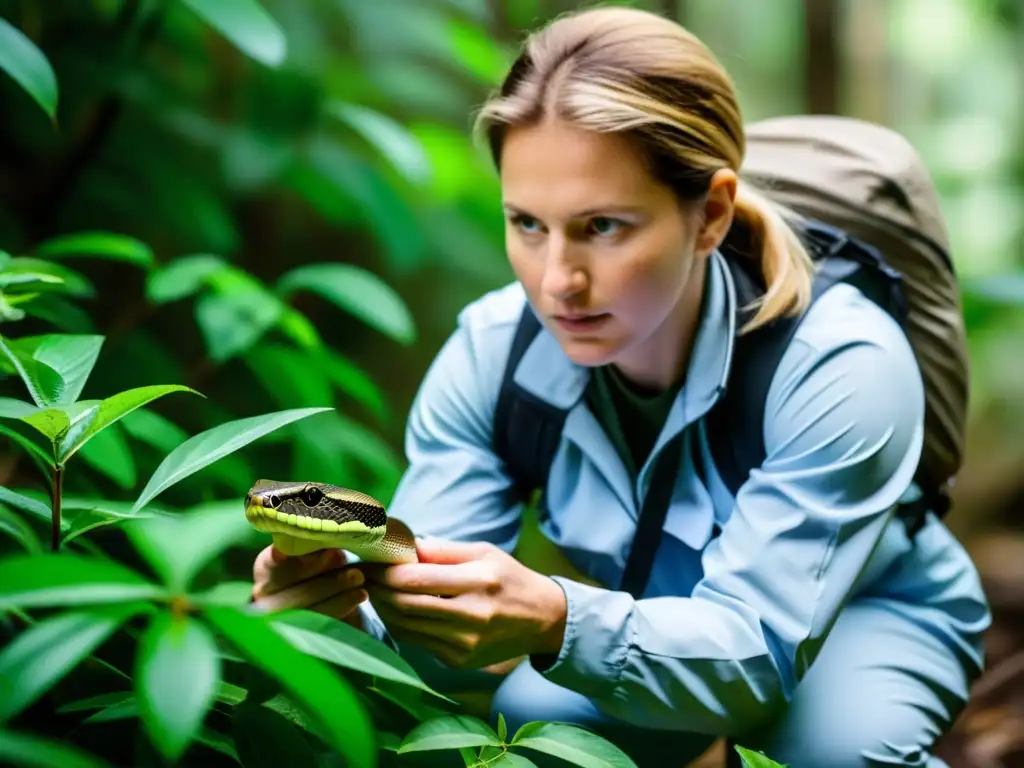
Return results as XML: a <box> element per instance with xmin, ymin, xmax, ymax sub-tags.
<box><xmin>361</xmin><ymin>249</ymin><xmax>990</xmax><ymax>732</ymax></box>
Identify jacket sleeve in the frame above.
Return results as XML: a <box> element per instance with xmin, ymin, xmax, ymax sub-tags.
<box><xmin>533</xmin><ymin>307</ymin><xmax>927</xmax><ymax>734</ymax></box>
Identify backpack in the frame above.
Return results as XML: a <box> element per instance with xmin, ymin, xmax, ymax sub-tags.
<box><xmin>492</xmin><ymin>115</ymin><xmax>970</xmax><ymax>599</ymax></box>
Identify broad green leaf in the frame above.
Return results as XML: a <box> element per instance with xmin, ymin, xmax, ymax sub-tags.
<box><xmin>329</xmin><ymin>102</ymin><xmax>431</xmax><ymax>185</ymax></box>
<box><xmin>190</xmin><ymin>581</ymin><xmax>253</xmax><ymax>607</ymax></box>
<box><xmin>180</xmin><ymin>0</ymin><xmax>287</xmax><ymax>67</ymax></box>
<box><xmin>0</xmin><ymin>553</ymin><xmax>167</xmax><ymax>610</ymax></box>
<box><xmin>0</xmin><ymin>257</ymin><xmax>95</xmax><ymax>298</ymax></box>
<box><xmin>0</xmin><ymin>505</ymin><xmax>42</xmax><ymax>553</ymax></box>
<box><xmin>398</xmin><ymin>715</ymin><xmax>503</xmax><ymax>754</ymax></box>
<box><xmin>203</xmin><ymin>607</ymin><xmax>375</xmax><ymax>768</ymax></box>
<box><xmin>20</xmin><ymin>406</ymin><xmax>70</xmax><ymax>442</ymax></box>
<box><xmin>125</xmin><ymin>502</ymin><xmax>251</xmax><ymax>591</ymax></box>
<box><xmin>34</xmin><ymin>231</ymin><xmax>154</xmax><ymax>268</ymax></box>
<box><xmin>965</xmin><ymin>272</ymin><xmax>1024</xmax><ymax>305</ymax></box>
<box><xmin>145</xmin><ymin>254</ymin><xmax>229</xmax><ymax>304</ymax></box>
<box><xmin>0</xmin><ymin>271</ymin><xmax>63</xmax><ymax>289</ymax></box>
<box><xmin>58</xmin><ymin>496</ymin><xmax>165</xmax><ymax>546</ymax></box>
<box><xmin>0</xmin><ymin>728</ymin><xmax>112</xmax><ymax>768</ymax></box>
<box><xmin>735</xmin><ymin>745</ymin><xmax>788</xmax><ymax>767</ymax></box>
<box><xmin>56</xmin><ymin>384</ymin><xmax>200</xmax><ymax>464</ymax></box>
<box><xmin>0</xmin><ymin>422</ymin><xmax>54</xmax><ymax>470</ymax></box>
<box><xmin>270</xmin><ymin>610</ymin><xmax>450</xmax><ymax>699</ymax></box>
<box><xmin>0</xmin><ymin>603</ymin><xmax>146</xmax><ymax>721</ymax></box>
<box><xmin>83</xmin><ymin>697</ymin><xmax>137</xmax><ymax>723</ymax></box>
<box><xmin>0</xmin><ymin>397</ymin><xmax>40</xmax><ymax>419</ymax></box>
<box><xmin>135</xmin><ymin>613</ymin><xmax>221</xmax><ymax>761</ymax></box>
<box><xmin>447</xmin><ymin>16</ymin><xmax>512</xmax><ymax>84</ymax></box>
<box><xmin>132</xmin><ymin>406</ymin><xmax>332</xmax><ymax>512</ymax></box>
<box><xmin>492</xmin><ymin>753</ymin><xmax>539</xmax><ymax>767</ymax></box>
<box><xmin>78</xmin><ymin>422</ymin><xmax>136</xmax><ymax>489</ymax></box>
<box><xmin>509</xmin><ymin>722</ymin><xmax>638</xmax><ymax>768</ymax></box>
<box><xmin>195</xmin><ymin>289</ymin><xmax>282</xmax><ymax>362</ymax></box>
<box><xmin>232</xmin><ymin>702</ymin><xmax>319</xmax><ymax>767</ymax></box>
<box><xmin>120</xmin><ymin>408</ymin><xmax>189</xmax><ymax>453</ymax></box>
<box><xmin>320</xmin><ymin>350</ymin><xmax>387</xmax><ymax>422</ymax></box>
<box><xmin>0</xmin><ymin>17</ymin><xmax>58</xmax><ymax>118</ymax></box>
<box><xmin>278</xmin><ymin>263</ymin><xmax>416</xmax><ymax>345</ymax></box>
<box><xmin>0</xmin><ymin>333</ymin><xmax>104</xmax><ymax>407</ymax></box>
<box><xmin>0</xmin><ymin>486</ymin><xmax>53</xmax><ymax>527</ymax></box>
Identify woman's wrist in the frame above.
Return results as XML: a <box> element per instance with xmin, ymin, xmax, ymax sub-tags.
<box><xmin>532</xmin><ymin>576</ymin><xmax>568</xmax><ymax>657</ymax></box>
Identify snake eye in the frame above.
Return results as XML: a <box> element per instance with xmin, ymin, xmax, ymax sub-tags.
<box><xmin>268</xmin><ymin>495</ymin><xmax>281</xmax><ymax>508</ymax></box>
<box><xmin>301</xmin><ymin>486</ymin><xmax>323</xmax><ymax>507</ymax></box>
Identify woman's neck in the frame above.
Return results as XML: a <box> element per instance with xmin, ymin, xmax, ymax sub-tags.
<box><xmin>610</xmin><ymin>255</ymin><xmax>708</xmax><ymax>392</ymax></box>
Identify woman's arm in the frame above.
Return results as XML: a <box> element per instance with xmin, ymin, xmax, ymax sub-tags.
<box><xmin>533</xmin><ymin>289</ymin><xmax>927</xmax><ymax>734</ymax></box>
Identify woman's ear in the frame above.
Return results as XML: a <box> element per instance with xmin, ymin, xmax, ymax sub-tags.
<box><xmin>694</xmin><ymin>168</ymin><xmax>738</xmax><ymax>258</ymax></box>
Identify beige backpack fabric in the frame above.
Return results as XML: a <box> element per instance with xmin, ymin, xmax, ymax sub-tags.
<box><xmin>740</xmin><ymin>115</ymin><xmax>970</xmax><ymax>507</ymax></box>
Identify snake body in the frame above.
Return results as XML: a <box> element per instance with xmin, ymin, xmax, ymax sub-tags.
<box><xmin>244</xmin><ymin>479</ymin><xmax>418</xmax><ymax>563</ymax></box>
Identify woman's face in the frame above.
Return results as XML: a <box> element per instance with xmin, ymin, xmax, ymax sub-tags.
<box><xmin>499</xmin><ymin>118</ymin><xmax>734</xmax><ymax>389</ymax></box>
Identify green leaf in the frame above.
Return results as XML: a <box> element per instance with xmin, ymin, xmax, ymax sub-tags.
<box><xmin>132</xmin><ymin>406</ymin><xmax>332</xmax><ymax>512</ymax></box>
<box><xmin>0</xmin><ymin>486</ymin><xmax>53</xmax><ymax>527</ymax></box>
<box><xmin>278</xmin><ymin>263</ymin><xmax>416</xmax><ymax>345</ymax></box>
<box><xmin>0</xmin><ymin>422</ymin><xmax>54</xmax><ymax>470</ymax></box>
<box><xmin>734</xmin><ymin>745</ymin><xmax>788</xmax><ymax>768</ymax></box>
<box><xmin>320</xmin><ymin>350</ymin><xmax>387</xmax><ymax>422</ymax></box>
<box><xmin>509</xmin><ymin>722</ymin><xmax>639</xmax><ymax>768</ymax></box>
<box><xmin>120</xmin><ymin>407</ymin><xmax>189</xmax><ymax>453</ymax></box>
<box><xmin>398</xmin><ymin>715</ymin><xmax>503</xmax><ymax>754</ymax></box>
<box><xmin>0</xmin><ymin>333</ymin><xmax>104</xmax><ymax>408</ymax></box>
<box><xmin>125</xmin><ymin>502</ymin><xmax>252</xmax><ymax>591</ymax></box>
<box><xmin>20</xmin><ymin>406</ymin><xmax>70</xmax><ymax>442</ymax></box>
<box><xmin>0</xmin><ymin>505</ymin><xmax>42</xmax><ymax>553</ymax></box>
<box><xmin>0</xmin><ymin>17</ymin><xmax>58</xmax><ymax>119</ymax></box>
<box><xmin>0</xmin><ymin>553</ymin><xmax>167</xmax><ymax>610</ymax></box>
<box><xmin>59</xmin><ymin>498</ymin><xmax>165</xmax><ymax>547</ymax></box>
<box><xmin>145</xmin><ymin>254</ymin><xmax>229</xmax><ymax>304</ymax></box>
<box><xmin>0</xmin><ymin>728</ymin><xmax>113</xmax><ymax>768</ymax></box>
<box><xmin>0</xmin><ymin>397</ymin><xmax>40</xmax><ymax>419</ymax></box>
<box><xmin>497</xmin><ymin>712</ymin><xmax>507</xmax><ymax>743</ymax></box>
<box><xmin>204</xmin><ymin>607</ymin><xmax>376</xmax><ymax>768</ymax></box>
<box><xmin>0</xmin><ymin>603</ymin><xmax>146</xmax><ymax>722</ymax></box>
<box><xmin>965</xmin><ymin>272</ymin><xmax>1024</xmax><ymax>305</ymax></box>
<box><xmin>190</xmin><ymin>581</ymin><xmax>253</xmax><ymax>607</ymax></box>
<box><xmin>135</xmin><ymin>613</ymin><xmax>221</xmax><ymax>762</ymax></box>
<box><xmin>34</xmin><ymin>232</ymin><xmax>154</xmax><ymax>268</ymax></box>
<box><xmin>492</xmin><ymin>753</ymin><xmax>539</xmax><ymax>767</ymax></box>
<box><xmin>269</xmin><ymin>610</ymin><xmax>451</xmax><ymax>700</ymax></box>
<box><xmin>329</xmin><ymin>102</ymin><xmax>431</xmax><ymax>185</ymax></box>
<box><xmin>180</xmin><ymin>0</ymin><xmax>287</xmax><ymax>67</ymax></box>
<box><xmin>78</xmin><ymin>422</ymin><xmax>137</xmax><ymax>489</ymax></box>
<box><xmin>56</xmin><ymin>384</ymin><xmax>200</xmax><ymax>465</ymax></box>
<box><xmin>195</xmin><ymin>289</ymin><xmax>282</xmax><ymax>362</ymax></box>
<box><xmin>232</xmin><ymin>702</ymin><xmax>319</xmax><ymax>767</ymax></box>
<box><xmin>0</xmin><ymin>257</ymin><xmax>95</xmax><ymax>298</ymax></box>
<box><xmin>57</xmin><ymin>691</ymin><xmax>134</xmax><ymax>714</ymax></box>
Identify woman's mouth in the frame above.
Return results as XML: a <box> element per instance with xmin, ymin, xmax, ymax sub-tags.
<box><xmin>554</xmin><ymin>313</ymin><xmax>611</xmax><ymax>334</ymax></box>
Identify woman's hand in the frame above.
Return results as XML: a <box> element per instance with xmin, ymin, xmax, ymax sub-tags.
<box><xmin>362</xmin><ymin>538</ymin><xmax>568</xmax><ymax>670</ymax></box>
<box><xmin>251</xmin><ymin>545</ymin><xmax>368</xmax><ymax>628</ymax></box>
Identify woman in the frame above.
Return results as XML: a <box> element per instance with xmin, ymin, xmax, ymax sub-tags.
<box><xmin>251</xmin><ymin>7</ymin><xmax>990</xmax><ymax>766</ymax></box>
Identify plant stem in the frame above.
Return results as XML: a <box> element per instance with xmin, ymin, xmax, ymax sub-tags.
<box><xmin>51</xmin><ymin>463</ymin><xmax>63</xmax><ymax>552</ymax></box>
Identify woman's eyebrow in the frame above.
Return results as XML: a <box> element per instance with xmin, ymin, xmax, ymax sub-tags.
<box><xmin>502</xmin><ymin>202</ymin><xmax>646</xmax><ymax>218</ymax></box>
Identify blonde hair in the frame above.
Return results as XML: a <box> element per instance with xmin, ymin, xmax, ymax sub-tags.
<box><xmin>473</xmin><ymin>6</ymin><xmax>814</xmax><ymax>332</ymax></box>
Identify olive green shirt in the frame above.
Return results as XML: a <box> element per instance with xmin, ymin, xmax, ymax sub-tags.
<box><xmin>585</xmin><ymin>364</ymin><xmax>681</xmax><ymax>478</ymax></box>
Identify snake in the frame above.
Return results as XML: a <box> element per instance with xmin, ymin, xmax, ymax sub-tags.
<box><xmin>244</xmin><ymin>479</ymin><xmax>419</xmax><ymax>563</ymax></box>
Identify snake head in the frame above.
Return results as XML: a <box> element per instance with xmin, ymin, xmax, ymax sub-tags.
<box><xmin>245</xmin><ymin>479</ymin><xmax>386</xmax><ymax>531</ymax></box>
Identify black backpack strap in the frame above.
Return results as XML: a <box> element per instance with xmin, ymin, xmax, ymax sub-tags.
<box><xmin>706</xmin><ymin>221</ymin><xmax>931</xmax><ymax>535</ymax></box>
<box><xmin>492</xmin><ymin>305</ymin><xmax>571</xmax><ymax>507</ymax></box>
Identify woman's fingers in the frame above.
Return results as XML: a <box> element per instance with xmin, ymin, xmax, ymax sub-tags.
<box><xmin>365</xmin><ymin>583</ymin><xmax>458</xmax><ymax>619</ymax></box>
<box><xmin>255</xmin><ymin>565</ymin><xmax>364</xmax><ymax>612</ymax></box>
<box><xmin>310</xmin><ymin>587</ymin><xmax>369</xmax><ymax>622</ymax></box>
<box><xmin>253</xmin><ymin>546</ymin><xmax>347</xmax><ymax>599</ymax></box>
<box><xmin>363</xmin><ymin>560</ymin><xmax>494</xmax><ymax>597</ymax></box>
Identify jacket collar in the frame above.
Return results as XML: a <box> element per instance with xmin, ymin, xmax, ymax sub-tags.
<box><xmin>512</xmin><ymin>247</ymin><xmax>738</xmax><ymax>430</ymax></box>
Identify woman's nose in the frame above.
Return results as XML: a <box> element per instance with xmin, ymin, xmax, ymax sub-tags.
<box><xmin>540</xmin><ymin>239</ymin><xmax>586</xmax><ymax>299</ymax></box>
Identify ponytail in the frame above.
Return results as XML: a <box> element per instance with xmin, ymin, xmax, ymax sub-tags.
<box><xmin>730</xmin><ymin>179</ymin><xmax>816</xmax><ymax>333</ymax></box>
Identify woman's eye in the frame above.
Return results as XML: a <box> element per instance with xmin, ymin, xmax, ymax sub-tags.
<box><xmin>511</xmin><ymin>214</ymin><xmax>542</xmax><ymax>234</ymax></box>
<box><xmin>588</xmin><ymin>217</ymin><xmax>625</xmax><ymax>237</ymax></box>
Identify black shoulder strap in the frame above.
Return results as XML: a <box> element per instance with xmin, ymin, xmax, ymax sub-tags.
<box><xmin>492</xmin><ymin>306</ymin><xmax>571</xmax><ymax>507</ymax></box>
